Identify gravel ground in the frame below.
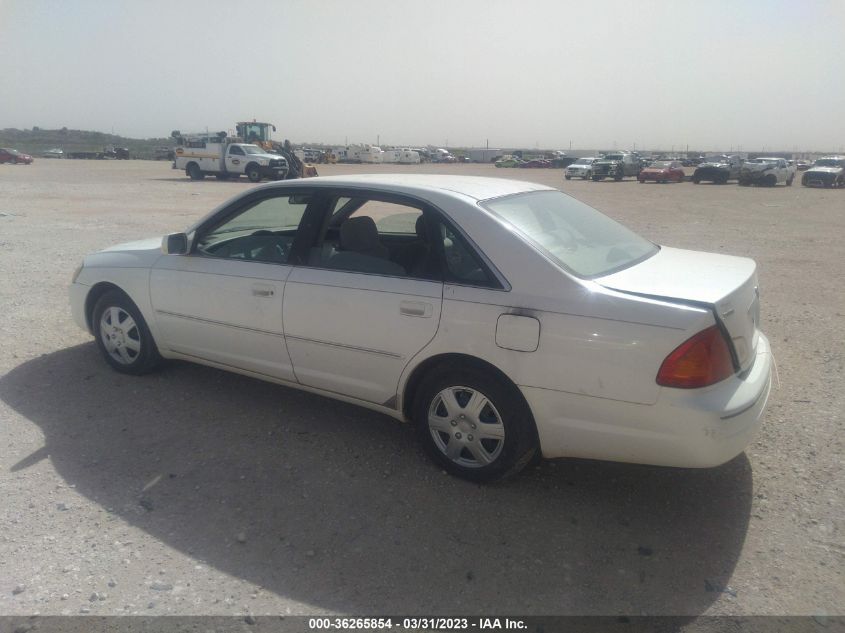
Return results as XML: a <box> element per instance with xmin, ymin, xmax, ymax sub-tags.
<box><xmin>0</xmin><ymin>160</ymin><xmax>842</xmax><ymax>617</ymax></box>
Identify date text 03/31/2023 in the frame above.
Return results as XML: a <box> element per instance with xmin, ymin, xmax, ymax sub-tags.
<box><xmin>307</xmin><ymin>617</ymin><xmax>527</xmax><ymax>630</ymax></box>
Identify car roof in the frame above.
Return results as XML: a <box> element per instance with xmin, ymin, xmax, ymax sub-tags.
<box><xmin>262</xmin><ymin>174</ymin><xmax>554</xmax><ymax>201</ymax></box>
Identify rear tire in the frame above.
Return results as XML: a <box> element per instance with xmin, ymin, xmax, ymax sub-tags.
<box><xmin>565</xmin><ymin>175</ymin><xmax>571</xmax><ymax>180</ymax></box>
<box><xmin>413</xmin><ymin>366</ymin><xmax>538</xmax><ymax>483</ymax></box>
<box><xmin>786</xmin><ymin>174</ymin><xmax>794</xmax><ymax>186</ymax></box>
<box><xmin>187</xmin><ymin>163</ymin><xmax>204</xmax><ymax>180</ymax></box>
<box><xmin>92</xmin><ymin>290</ymin><xmax>162</xmax><ymax>375</ymax></box>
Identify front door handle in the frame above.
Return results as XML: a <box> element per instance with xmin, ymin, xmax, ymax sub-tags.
<box><xmin>400</xmin><ymin>300</ymin><xmax>432</xmax><ymax>317</ymax></box>
<box><xmin>252</xmin><ymin>284</ymin><xmax>275</xmax><ymax>298</ymax></box>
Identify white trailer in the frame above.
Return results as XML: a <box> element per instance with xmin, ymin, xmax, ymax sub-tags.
<box><xmin>467</xmin><ymin>148</ymin><xmax>504</xmax><ymax>163</ymax></box>
<box><xmin>398</xmin><ymin>148</ymin><xmax>421</xmax><ymax>164</ymax></box>
<box><xmin>381</xmin><ymin>149</ymin><xmax>400</xmax><ymax>163</ymax></box>
<box><xmin>348</xmin><ymin>145</ymin><xmax>384</xmax><ymax>163</ymax></box>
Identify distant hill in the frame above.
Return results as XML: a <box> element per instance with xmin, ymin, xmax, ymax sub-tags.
<box><xmin>0</xmin><ymin>127</ymin><xmax>173</xmax><ymax>160</ymax></box>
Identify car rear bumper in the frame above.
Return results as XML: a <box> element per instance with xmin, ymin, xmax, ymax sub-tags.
<box><xmin>522</xmin><ymin>333</ymin><xmax>773</xmax><ymax>468</ymax></box>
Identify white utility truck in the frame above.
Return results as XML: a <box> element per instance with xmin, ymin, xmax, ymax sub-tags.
<box><xmin>173</xmin><ymin>132</ymin><xmax>289</xmax><ymax>182</ymax></box>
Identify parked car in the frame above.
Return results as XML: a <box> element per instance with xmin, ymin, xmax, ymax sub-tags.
<box><xmin>69</xmin><ymin>175</ymin><xmax>772</xmax><ymax>482</ymax></box>
<box><xmin>638</xmin><ymin>160</ymin><xmax>685</xmax><ymax>183</ymax></box>
<box><xmin>103</xmin><ymin>147</ymin><xmax>131</xmax><ymax>160</ymax></box>
<box><xmin>692</xmin><ymin>155</ymin><xmax>742</xmax><ymax>184</ymax></box>
<box><xmin>564</xmin><ymin>157</ymin><xmax>598</xmax><ymax>180</ymax></box>
<box><xmin>520</xmin><ymin>158</ymin><xmax>552</xmax><ymax>168</ymax></box>
<box><xmin>801</xmin><ymin>156</ymin><xmax>845</xmax><ymax>188</ymax></box>
<box><xmin>796</xmin><ymin>160</ymin><xmax>811</xmax><ymax>171</ymax></box>
<box><xmin>0</xmin><ymin>148</ymin><xmax>34</xmax><ymax>164</ymax></box>
<box><xmin>494</xmin><ymin>155</ymin><xmax>523</xmax><ymax>168</ymax></box>
<box><xmin>591</xmin><ymin>152</ymin><xmax>641</xmax><ymax>181</ymax></box>
<box><xmin>738</xmin><ymin>157</ymin><xmax>795</xmax><ymax>187</ymax></box>
<box><xmin>154</xmin><ymin>146</ymin><xmax>175</xmax><ymax>161</ymax></box>
<box><xmin>42</xmin><ymin>148</ymin><xmax>64</xmax><ymax>159</ymax></box>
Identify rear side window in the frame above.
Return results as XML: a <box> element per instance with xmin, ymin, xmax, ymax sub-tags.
<box><xmin>483</xmin><ymin>190</ymin><xmax>658</xmax><ymax>278</ymax></box>
<box><xmin>341</xmin><ymin>200</ymin><xmax>422</xmax><ymax>235</ymax></box>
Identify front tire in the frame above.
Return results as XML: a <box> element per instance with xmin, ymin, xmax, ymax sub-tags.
<box><xmin>92</xmin><ymin>290</ymin><xmax>162</xmax><ymax>375</ymax></box>
<box><xmin>246</xmin><ymin>164</ymin><xmax>262</xmax><ymax>183</ymax></box>
<box><xmin>413</xmin><ymin>366</ymin><xmax>538</xmax><ymax>483</ymax></box>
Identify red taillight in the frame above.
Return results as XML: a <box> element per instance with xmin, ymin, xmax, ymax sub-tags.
<box><xmin>656</xmin><ymin>325</ymin><xmax>734</xmax><ymax>389</ymax></box>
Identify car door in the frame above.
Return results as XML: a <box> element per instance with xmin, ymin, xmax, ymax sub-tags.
<box><xmin>226</xmin><ymin>145</ymin><xmax>245</xmax><ymax>174</ymax></box>
<box><xmin>282</xmin><ymin>192</ymin><xmax>444</xmax><ymax>406</ymax></box>
<box><xmin>149</xmin><ymin>191</ymin><xmax>316</xmax><ymax>381</ymax></box>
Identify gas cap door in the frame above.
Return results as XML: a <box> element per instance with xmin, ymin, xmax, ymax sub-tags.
<box><xmin>496</xmin><ymin>314</ymin><xmax>540</xmax><ymax>352</ymax></box>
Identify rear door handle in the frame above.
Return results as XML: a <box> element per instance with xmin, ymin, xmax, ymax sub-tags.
<box><xmin>400</xmin><ymin>300</ymin><xmax>432</xmax><ymax>317</ymax></box>
<box><xmin>252</xmin><ymin>284</ymin><xmax>275</xmax><ymax>298</ymax></box>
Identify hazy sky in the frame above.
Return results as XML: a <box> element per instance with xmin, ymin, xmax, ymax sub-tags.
<box><xmin>1</xmin><ymin>0</ymin><xmax>843</xmax><ymax>151</ymax></box>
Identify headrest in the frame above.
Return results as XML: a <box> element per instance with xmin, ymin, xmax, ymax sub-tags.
<box><xmin>340</xmin><ymin>216</ymin><xmax>382</xmax><ymax>253</ymax></box>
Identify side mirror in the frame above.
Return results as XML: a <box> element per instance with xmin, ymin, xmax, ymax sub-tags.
<box><xmin>162</xmin><ymin>233</ymin><xmax>189</xmax><ymax>255</ymax></box>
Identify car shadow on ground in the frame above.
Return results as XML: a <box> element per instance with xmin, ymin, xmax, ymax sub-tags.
<box><xmin>1</xmin><ymin>344</ymin><xmax>752</xmax><ymax>615</ymax></box>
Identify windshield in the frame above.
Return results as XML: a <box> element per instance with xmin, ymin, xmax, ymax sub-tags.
<box><xmin>241</xmin><ymin>145</ymin><xmax>265</xmax><ymax>155</ymax></box>
<box><xmin>573</xmin><ymin>158</ymin><xmax>593</xmax><ymax>165</ymax></box>
<box><xmin>483</xmin><ymin>190</ymin><xmax>658</xmax><ymax>278</ymax></box>
<box><xmin>604</xmin><ymin>154</ymin><xmax>624</xmax><ymax>161</ymax></box>
<box><xmin>814</xmin><ymin>159</ymin><xmax>843</xmax><ymax>167</ymax></box>
<box><xmin>650</xmin><ymin>161</ymin><xmax>672</xmax><ymax>168</ymax></box>
<box><xmin>703</xmin><ymin>156</ymin><xmax>726</xmax><ymax>163</ymax></box>
<box><xmin>746</xmin><ymin>158</ymin><xmax>777</xmax><ymax>164</ymax></box>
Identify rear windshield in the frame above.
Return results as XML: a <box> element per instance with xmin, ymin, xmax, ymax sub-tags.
<box><xmin>482</xmin><ymin>190</ymin><xmax>658</xmax><ymax>278</ymax></box>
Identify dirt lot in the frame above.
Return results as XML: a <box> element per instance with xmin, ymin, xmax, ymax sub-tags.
<box><xmin>0</xmin><ymin>160</ymin><xmax>843</xmax><ymax>618</ymax></box>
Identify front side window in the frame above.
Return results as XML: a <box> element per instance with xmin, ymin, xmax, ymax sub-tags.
<box><xmin>228</xmin><ymin>146</ymin><xmax>245</xmax><ymax>156</ymax></box>
<box><xmin>483</xmin><ymin>190</ymin><xmax>658</xmax><ymax>278</ymax></box>
<box><xmin>195</xmin><ymin>194</ymin><xmax>311</xmax><ymax>264</ymax></box>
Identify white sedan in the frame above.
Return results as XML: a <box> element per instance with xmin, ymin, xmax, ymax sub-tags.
<box><xmin>69</xmin><ymin>175</ymin><xmax>772</xmax><ymax>481</ymax></box>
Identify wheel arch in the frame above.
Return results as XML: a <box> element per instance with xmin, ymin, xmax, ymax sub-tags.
<box><xmin>400</xmin><ymin>353</ymin><xmax>536</xmax><ymax>431</ymax></box>
<box><xmin>84</xmin><ymin>281</ymin><xmax>127</xmax><ymax>332</ymax></box>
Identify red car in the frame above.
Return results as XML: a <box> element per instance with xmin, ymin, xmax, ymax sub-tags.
<box><xmin>520</xmin><ymin>158</ymin><xmax>552</xmax><ymax>168</ymax></box>
<box><xmin>0</xmin><ymin>148</ymin><xmax>34</xmax><ymax>164</ymax></box>
<box><xmin>638</xmin><ymin>160</ymin><xmax>684</xmax><ymax>183</ymax></box>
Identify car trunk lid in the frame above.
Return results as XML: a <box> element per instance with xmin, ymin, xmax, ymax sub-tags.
<box><xmin>595</xmin><ymin>246</ymin><xmax>760</xmax><ymax>370</ymax></box>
